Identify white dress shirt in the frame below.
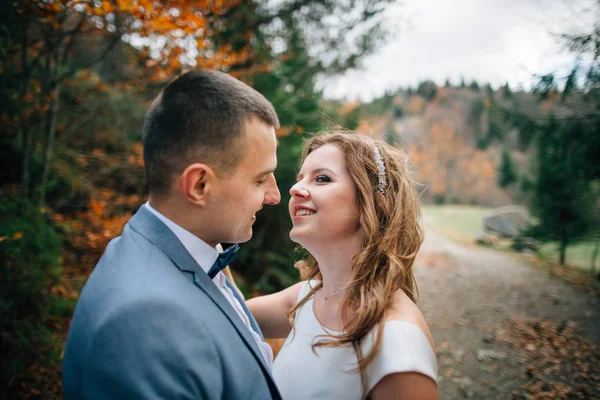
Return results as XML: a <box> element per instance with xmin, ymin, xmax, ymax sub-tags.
<box><xmin>144</xmin><ymin>203</ymin><xmax>273</xmax><ymax>366</ymax></box>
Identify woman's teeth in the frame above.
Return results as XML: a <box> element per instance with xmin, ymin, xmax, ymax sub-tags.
<box><xmin>296</xmin><ymin>209</ymin><xmax>315</xmax><ymax>216</ymax></box>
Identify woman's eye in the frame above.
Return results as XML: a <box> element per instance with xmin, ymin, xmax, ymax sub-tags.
<box><xmin>315</xmin><ymin>175</ymin><xmax>331</xmax><ymax>183</ymax></box>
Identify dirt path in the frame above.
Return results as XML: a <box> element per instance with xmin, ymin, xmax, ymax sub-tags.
<box><xmin>415</xmin><ymin>229</ymin><xmax>600</xmax><ymax>399</ymax></box>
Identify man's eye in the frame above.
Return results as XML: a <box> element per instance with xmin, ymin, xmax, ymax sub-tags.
<box><xmin>315</xmin><ymin>175</ymin><xmax>331</xmax><ymax>183</ymax></box>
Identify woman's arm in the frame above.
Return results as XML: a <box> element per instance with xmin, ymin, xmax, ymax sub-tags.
<box><xmin>246</xmin><ymin>282</ymin><xmax>304</xmax><ymax>339</ymax></box>
<box><xmin>369</xmin><ymin>372</ymin><xmax>439</xmax><ymax>400</ymax></box>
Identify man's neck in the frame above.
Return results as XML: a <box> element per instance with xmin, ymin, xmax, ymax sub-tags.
<box><xmin>148</xmin><ymin>195</ymin><xmax>218</xmax><ymax>247</ymax></box>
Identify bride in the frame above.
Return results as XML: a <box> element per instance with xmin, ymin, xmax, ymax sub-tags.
<box><xmin>245</xmin><ymin>132</ymin><xmax>438</xmax><ymax>399</ymax></box>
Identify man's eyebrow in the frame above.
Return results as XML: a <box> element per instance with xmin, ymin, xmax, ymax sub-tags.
<box><xmin>296</xmin><ymin>167</ymin><xmax>337</xmax><ymax>181</ymax></box>
<box><xmin>257</xmin><ymin>166</ymin><xmax>277</xmax><ymax>177</ymax></box>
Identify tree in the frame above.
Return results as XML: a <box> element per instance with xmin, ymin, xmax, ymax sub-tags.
<box><xmin>233</xmin><ymin>22</ymin><xmax>324</xmax><ymax>293</ymax></box>
<box><xmin>468</xmin><ymin>98</ymin><xmax>485</xmax><ymax>139</ymax></box>
<box><xmin>1</xmin><ymin>0</ymin><xmax>253</xmax><ymax>203</ymax></box>
<box><xmin>498</xmin><ymin>148</ymin><xmax>517</xmax><ymax>187</ymax></box>
<box><xmin>486</xmin><ymin>118</ymin><xmax>504</xmax><ymax>142</ymax></box>
<box><xmin>503</xmin><ymin>82</ymin><xmax>512</xmax><ymax>98</ymax></box>
<box><xmin>517</xmin><ymin>2</ymin><xmax>600</xmax><ymax>268</ymax></box>
<box><xmin>344</xmin><ymin>107</ymin><xmax>361</xmax><ymax>131</ymax></box>
<box><xmin>2</xmin><ymin>0</ymin><xmax>397</xmax><ymax>205</ymax></box>
<box><xmin>527</xmin><ymin>117</ymin><xmax>597</xmax><ymax>266</ymax></box>
<box><xmin>409</xmin><ymin>121</ymin><xmax>496</xmax><ymax>204</ymax></box>
<box><xmin>417</xmin><ymin>80</ymin><xmax>437</xmax><ymax>101</ymax></box>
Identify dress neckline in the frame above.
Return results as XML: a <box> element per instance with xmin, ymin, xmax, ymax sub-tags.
<box><xmin>305</xmin><ymin>285</ymin><xmax>431</xmax><ymax>343</ymax></box>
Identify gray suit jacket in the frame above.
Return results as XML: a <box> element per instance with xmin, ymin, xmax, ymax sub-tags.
<box><xmin>63</xmin><ymin>206</ymin><xmax>281</xmax><ymax>399</ymax></box>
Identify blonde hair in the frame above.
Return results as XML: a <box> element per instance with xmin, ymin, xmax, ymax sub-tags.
<box><xmin>288</xmin><ymin>132</ymin><xmax>424</xmax><ymax>395</ymax></box>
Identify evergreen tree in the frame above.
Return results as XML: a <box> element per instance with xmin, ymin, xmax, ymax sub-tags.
<box><xmin>487</xmin><ymin>119</ymin><xmax>504</xmax><ymax>142</ymax></box>
<box><xmin>527</xmin><ymin>116</ymin><xmax>597</xmax><ymax>266</ymax></box>
<box><xmin>468</xmin><ymin>98</ymin><xmax>485</xmax><ymax>138</ymax></box>
<box><xmin>503</xmin><ymin>82</ymin><xmax>512</xmax><ymax>98</ymax></box>
<box><xmin>393</xmin><ymin>106</ymin><xmax>404</xmax><ymax>118</ymax></box>
<box><xmin>498</xmin><ymin>148</ymin><xmax>517</xmax><ymax>187</ymax></box>
<box><xmin>344</xmin><ymin>107</ymin><xmax>361</xmax><ymax>131</ymax></box>
<box><xmin>236</xmin><ymin>24</ymin><xmax>323</xmax><ymax>293</ymax></box>
<box><xmin>417</xmin><ymin>80</ymin><xmax>437</xmax><ymax>101</ymax></box>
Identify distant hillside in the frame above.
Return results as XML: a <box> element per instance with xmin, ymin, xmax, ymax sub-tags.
<box><xmin>322</xmin><ymin>81</ymin><xmax>557</xmax><ymax>207</ymax></box>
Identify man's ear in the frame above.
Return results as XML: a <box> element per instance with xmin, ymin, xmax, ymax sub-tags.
<box><xmin>180</xmin><ymin>163</ymin><xmax>215</xmax><ymax>206</ymax></box>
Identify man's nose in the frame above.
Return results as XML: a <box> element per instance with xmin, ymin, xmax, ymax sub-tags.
<box><xmin>265</xmin><ymin>175</ymin><xmax>281</xmax><ymax>205</ymax></box>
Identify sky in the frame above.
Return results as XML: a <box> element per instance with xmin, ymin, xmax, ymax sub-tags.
<box><xmin>319</xmin><ymin>0</ymin><xmax>597</xmax><ymax>101</ymax></box>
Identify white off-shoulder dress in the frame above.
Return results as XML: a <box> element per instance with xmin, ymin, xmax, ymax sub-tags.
<box><xmin>272</xmin><ymin>280</ymin><xmax>437</xmax><ymax>399</ymax></box>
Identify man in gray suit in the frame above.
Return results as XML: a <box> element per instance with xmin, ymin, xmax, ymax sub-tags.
<box><xmin>63</xmin><ymin>70</ymin><xmax>282</xmax><ymax>399</ymax></box>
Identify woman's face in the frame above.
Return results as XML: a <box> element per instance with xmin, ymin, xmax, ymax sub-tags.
<box><xmin>289</xmin><ymin>143</ymin><xmax>361</xmax><ymax>247</ymax></box>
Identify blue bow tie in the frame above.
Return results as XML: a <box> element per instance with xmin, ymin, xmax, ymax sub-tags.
<box><xmin>207</xmin><ymin>244</ymin><xmax>240</xmax><ymax>279</ymax></box>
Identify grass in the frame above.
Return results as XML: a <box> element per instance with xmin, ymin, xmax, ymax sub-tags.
<box><xmin>421</xmin><ymin>204</ymin><xmax>599</xmax><ymax>273</ymax></box>
<box><xmin>421</xmin><ymin>204</ymin><xmax>491</xmax><ymax>244</ymax></box>
<box><xmin>538</xmin><ymin>241</ymin><xmax>598</xmax><ymax>273</ymax></box>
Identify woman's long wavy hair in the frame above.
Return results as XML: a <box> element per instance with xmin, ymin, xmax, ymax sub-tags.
<box><xmin>287</xmin><ymin>132</ymin><xmax>424</xmax><ymax>396</ymax></box>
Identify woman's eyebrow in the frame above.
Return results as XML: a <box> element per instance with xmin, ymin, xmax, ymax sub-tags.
<box><xmin>296</xmin><ymin>167</ymin><xmax>337</xmax><ymax>181</ymax></box>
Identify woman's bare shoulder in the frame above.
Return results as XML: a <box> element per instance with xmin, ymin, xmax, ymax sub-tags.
<box><xmin>386</xmin><ymin>289</ymin><xmax>435</xmax><ymax>350</ymax></box>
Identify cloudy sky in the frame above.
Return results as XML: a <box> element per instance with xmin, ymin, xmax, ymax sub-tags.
<box><xmin>319</xmin><ymin>0</ymin><xmax>596</xmax><ymax>101</ymax></box>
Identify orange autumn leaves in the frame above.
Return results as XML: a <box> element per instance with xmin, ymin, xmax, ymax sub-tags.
<box><xmin>409</xmin><ymin>122</ymin><xmax>496</xmax><ymax>203</ymax></box>
<box><xmin>19</xmin><ymin>0</ymin><xmax>258</xmax><ymax>80</ymax></box>
<box><xmin>0</xmin><ymin>232</ymin><xmax>24</xmax><ymax>243</ymax></box>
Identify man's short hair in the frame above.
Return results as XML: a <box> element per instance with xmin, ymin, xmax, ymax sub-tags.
<box><xmin>142</xmin><ymin>69</ymin><xmax>280</xmax><ymax>196</ymax></box>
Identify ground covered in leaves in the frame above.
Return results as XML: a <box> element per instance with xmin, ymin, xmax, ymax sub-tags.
<box><xmin>416</xmin><ymin>230</ymin><xmax>599</xmax><ymax>399</ymax></box>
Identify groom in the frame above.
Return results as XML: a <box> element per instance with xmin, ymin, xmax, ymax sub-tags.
<box><xmin>63</xmin><ymin>70</ymin><xmax>282</xmax><ymax>399</ymax></box>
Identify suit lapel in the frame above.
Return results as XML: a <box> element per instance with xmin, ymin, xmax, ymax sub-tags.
<box><xmin>225</xmin><ymin>278</ymin><xmax>264</xmax><ymax>341</ymax></box>
<box><xmin>128</xmin><ymin>206</ymin><xmax>277</xmax><ymax>387</ymax></box>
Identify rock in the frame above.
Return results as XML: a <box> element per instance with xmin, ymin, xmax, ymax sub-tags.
<box><xmin>476</xmin><ymin>349</ymin><xmax>508</xmax><ymax>362</ymax></box>
<box><xmin>451</xmin><ymin>377</ymin><xmax>474</xmax><ymax>398</ymax></box>
<box><xmin>475</xmin><ymin>231</ymin><xmax>500</xmax><ymax>246</ymax></box>
<box><xmin>483</xmin><ymin>206</ymin><xmax>533</xmax><ymax>238</ymax></box>
<box><xmin>453</xmin><ymin>346</ymin><xmax>465</xmax><ymax>361</ymax></box>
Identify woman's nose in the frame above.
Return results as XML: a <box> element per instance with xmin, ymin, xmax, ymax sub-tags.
<box><xmin>290</xmin><ymin>182</ymin><xmax>309</xmax><ymax>198</ymax></box>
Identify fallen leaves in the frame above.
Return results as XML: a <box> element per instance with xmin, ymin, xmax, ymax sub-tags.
<box><xmin>497</xmin><ymin>317</ymin><xmax>600</xmax><ymax>399</ymax></box>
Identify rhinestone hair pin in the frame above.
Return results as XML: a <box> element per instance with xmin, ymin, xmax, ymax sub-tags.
<box><xmin>373</xmin><ymin>147</ymin><xmax>387</xmax><ymax>194</ymax></box>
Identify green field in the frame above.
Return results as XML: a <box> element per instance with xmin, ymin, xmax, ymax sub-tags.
<box><xmin>538</xmin><ymin>242</ymin><xmax>598</xmax><ymax>272</ymax></box>
<box><xmin>421</xmin><ymin>204</ymin><xmax>598</xmax><ymax>272</ymax></box>
<box><xmin>421</xmin><ymin>204</ymin><xmax>491</xmax><ymax>243</ymax></box>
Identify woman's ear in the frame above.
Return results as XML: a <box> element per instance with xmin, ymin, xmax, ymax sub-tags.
<box><xmin>180</xmin><ymin>163</ymin><xmax>215</xmax><ymax>206</ymax></box>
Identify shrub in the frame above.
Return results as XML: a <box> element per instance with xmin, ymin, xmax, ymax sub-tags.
<box><xmin>0</xmin><ymin>192</ymin><xmax>62</xmax><ymax>393</ymax></box>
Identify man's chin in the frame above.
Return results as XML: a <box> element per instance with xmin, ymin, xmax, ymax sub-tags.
<box><xmin>232</xmin><ymin>229</ymin><xmax>252</xmax><ymax>244</ymax></box>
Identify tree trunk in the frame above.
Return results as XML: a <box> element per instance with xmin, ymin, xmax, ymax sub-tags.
<box><xmin>39</xmin><ymin>84</ymin><xmax>61</xmax><ymax>205</ymax></box>
<box><xmin>445</xmin><ymin>159</ymin><xmax>455</xmax><ymax>204</ymax></box>
<box><xmin>591</xmin><ymin>233</ymin><xmax>599</xmax><ymax>279</ymax></box>
<box><xmin>21</xmin><ymin>125</ymin><xmax>32</xmax><ymax>199</ymax></box>
<box><xmin>19</xmin><ymin>21</ymin><xmax>31</xmax><ymax>198</ymax></box>
<box><xmin>559</xmin><ymin>229</ymin><xmax>568</xmax><ymax>266</ymax></box>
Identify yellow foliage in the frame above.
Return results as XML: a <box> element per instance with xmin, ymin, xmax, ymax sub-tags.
<box><xmin>405</xmin><ymin>96</ymin><xmax>426</xmax><ymax>114</ymax></box>
<box><xmin>337</xmin><ymin>101</ymin><xmax>361</xmax><ymax>117</ymax></box>
<box><xmin>102</xmin><ymin>1</ymin><xmax>114</xmax><ymax>13</ymax></box>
